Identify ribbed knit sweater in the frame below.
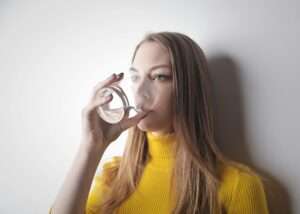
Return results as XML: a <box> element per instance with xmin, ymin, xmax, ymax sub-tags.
<box><xmin>50</xmin><ymin>131</ymin><xmax>269</xmax><ymax>213</ymax></box>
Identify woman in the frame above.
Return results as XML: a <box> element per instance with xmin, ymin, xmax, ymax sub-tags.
<box><xmin>50</xmin><ymin>32</ymin><xmax>269</xmax><ymax>214</ymax></box>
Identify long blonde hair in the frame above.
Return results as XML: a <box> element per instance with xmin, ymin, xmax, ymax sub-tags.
<box><xmin>99</xmin><ymin>31</ymin><xmax>234</xmax><ymax>214</ymax></box>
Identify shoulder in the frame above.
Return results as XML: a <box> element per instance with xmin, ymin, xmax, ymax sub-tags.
<box><xmin>218</xmin><ymin>160</ymin><xmax>261</xmax><ymax>184</ymax></box>
<box><xmin>98</xmin><ymin>155</ymin><xmax>122</xmax><ymax>181</ymax></box>
<box><xmin>218</xmin><ymin>160</ymin><xmax>269</xmax><ymax>213</ymax></box>
<box><xmin>91</xmin><ymin>155</ymin><xmax>122</xmax><ymax>187</ymax></box>
<box><xmin>218</xmin><ymin>160</ymin><xmax>266</xmax><ymax>196</ymax></box>
<box><xmin>101</xmin><ymin>155</ymin><xmax>122</xmax><ymax>170</ymax></box>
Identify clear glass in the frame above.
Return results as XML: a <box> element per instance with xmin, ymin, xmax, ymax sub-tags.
<box><xmin>97</xmin><ymin>73</ymin><xmax>142</xmax><ymax>124</ymax></box>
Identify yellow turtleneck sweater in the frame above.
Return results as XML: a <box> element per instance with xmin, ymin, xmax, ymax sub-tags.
<box><xmin>50</xmin><ymin>131</ymin><xmax>269</xmax><ymax>213</ymax></box>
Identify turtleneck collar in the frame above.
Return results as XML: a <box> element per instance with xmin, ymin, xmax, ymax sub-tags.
<box><xmin>146</xmin><ymin>131</ymin><xmax>176</xmax><ymax>159</ymax></box>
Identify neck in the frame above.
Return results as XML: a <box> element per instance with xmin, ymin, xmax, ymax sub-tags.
<box><xmin>146</xmin><ymin>131</ymin><xmax>176</xmax><ymax>159</ymax></box>
<box><xmin>150</xmin><ymin>128</ymin><xmax>175</xmax><ymax>137</ymax></box>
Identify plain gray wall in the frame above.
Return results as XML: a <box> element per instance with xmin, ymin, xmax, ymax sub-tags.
<box><xmin>0</xmin><ymin>0</ymin><xmax>299</xmax><ymax>213</ymax></box>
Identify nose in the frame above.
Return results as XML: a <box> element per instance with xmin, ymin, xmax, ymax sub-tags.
<box><xmin>133</xmin><ymin>77</ymin><xmax>152</xmax><ymax>111</ymax></box>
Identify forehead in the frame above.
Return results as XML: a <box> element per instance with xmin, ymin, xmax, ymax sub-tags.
<box><xmin>132</xmin><ymin>41</ymin><xmax>170</xmax><ymax>68</ymax></box>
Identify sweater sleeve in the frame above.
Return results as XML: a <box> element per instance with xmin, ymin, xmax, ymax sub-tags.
<box><xmin>85</xmin><ymin>156</ymin><xmax>122</xmax><ymax>214</ymax></box>
<box><xmin>228</xmin><ymin>170</ymin><xmax>269</xmax><ymax>214</ymax></box>
<box><xmin>85</xmin><ymin>173</ymin><xmax>107</xmax><ymax>214</ymax></box>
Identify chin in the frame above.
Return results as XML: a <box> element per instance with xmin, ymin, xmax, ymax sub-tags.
<box><xmin>137</xmin><ymin>118</ymin><xmax>167</xmax><ymax>133</ymax></box>
<box><xmin>137</xmin><ymin>118</ymin><xmax>156</xmax><ymax>132</ymax></box>
<box><xmin>137</xmin><ymin>121</ymin><xmax>150</xmax><ymax>132</ymax></box>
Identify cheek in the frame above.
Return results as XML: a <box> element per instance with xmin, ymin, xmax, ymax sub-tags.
<box><xmin>138</xmin><ymin>97</ymin><xmax>173</xmax><ymax>130</ymax></box>
<box><xmin>152</xmin><ymin>97</ymin><xmax>173</xmax><ymax>119</ymax></box>
<box><xmin>139</xmin><ymin>110</ymin><xmax>171</xmax><ymax>128</ymax></box>
<box><xmin>152</xmin><ymin>92</ymin><xmax>173</xmax><ymax>111</ymax></box>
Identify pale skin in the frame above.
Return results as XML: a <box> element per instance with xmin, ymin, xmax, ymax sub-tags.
<box><xmin>130</xmin><ymin>41</ymin><xmax>174</xmax><ymax>136</ymax></box>
<box><xmin>50</xmin><ymin>41</ymin><xmax>174</xmax><ymax>213</ymax></box>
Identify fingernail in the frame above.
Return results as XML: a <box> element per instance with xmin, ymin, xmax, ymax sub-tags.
<box><xmin>102</xmin><ymin>90</ymin><xmax>112</xmax><ymax>97</ymax></box>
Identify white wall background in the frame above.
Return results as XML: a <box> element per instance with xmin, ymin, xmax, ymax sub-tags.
<box><xmin>0</xmin><ymin>0</ymin><xmax>299</xmax><ymax>213</ymax></box>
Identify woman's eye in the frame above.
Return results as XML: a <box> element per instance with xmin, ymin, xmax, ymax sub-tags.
<box><xmin>154</xmin><ymin>75</ymin><xmax>169</xmax><ymax>81</ymax></box>
<box><xmin>129</xmin><ymin>74</ymin><xmax>170</xmax><ymax>82</ymax></box>
<box><xmin>129</xmin><ymin>75</ymin><xmax>140</xmax><ymax>82</ymax></box>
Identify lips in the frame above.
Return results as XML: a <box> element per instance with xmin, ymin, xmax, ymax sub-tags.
<box><xmin>136</xmin><ymin>106</ymin><xmax>152</xmax><ymax>113</ymax></box>
<box><xmin>139</xmin><ymin>110</ymin><xmax>151</xmax><ymax>118</ymax></box>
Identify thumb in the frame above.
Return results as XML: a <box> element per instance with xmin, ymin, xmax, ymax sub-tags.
<box><xmin>118</xmin><ymin>111</ymin><xmax>148</xmax><ymax>131</ymax></box>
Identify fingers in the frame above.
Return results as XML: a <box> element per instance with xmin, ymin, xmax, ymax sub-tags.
<box><xmin>118</xmin><ymin>111</ymin><xmax>148</xmax><ymax>132</ymax></box>
<box><xmin>92</xmin><ymin>72</ymin><xmax>124</xmax><ymax>100</ymax></box>
<box><xmin>84</xmin><ymin>94</ymin><xmax>113</xmax><ymax>114</ymax></box>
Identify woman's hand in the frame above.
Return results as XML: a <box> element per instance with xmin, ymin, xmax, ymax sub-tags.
<box><xmin>80</xmin><ymin>72</ymin><xmax>148</xmax><ymax>152</ymax></box>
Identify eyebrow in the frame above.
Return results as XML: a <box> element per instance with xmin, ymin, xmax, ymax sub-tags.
<box><xmin>129</xmin><ymin>64</ymin><xmax>171</xmax><ymax>73</ymax></box>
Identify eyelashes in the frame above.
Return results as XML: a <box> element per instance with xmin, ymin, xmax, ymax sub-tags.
<box><xmin>130</xmin><ymin>74</ymin><xmax>171</xmax><ymax>82</ymax></box>
<box><xmin>154</xmin><ymin>74</ymin><xmax>170</xmax><ymax>81</ymax></box>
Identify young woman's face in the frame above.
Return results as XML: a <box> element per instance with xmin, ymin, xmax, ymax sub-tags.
<box><xmin>129</xmin><ymin>41</ymin><xmax>174</xmax><ymax>135</ymax></box>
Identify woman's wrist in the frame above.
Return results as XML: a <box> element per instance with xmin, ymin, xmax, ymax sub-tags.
<box><xmin>79</xmin><ymin>140</ymin><xmax>107</xmax><ymax>157</ymax></box>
